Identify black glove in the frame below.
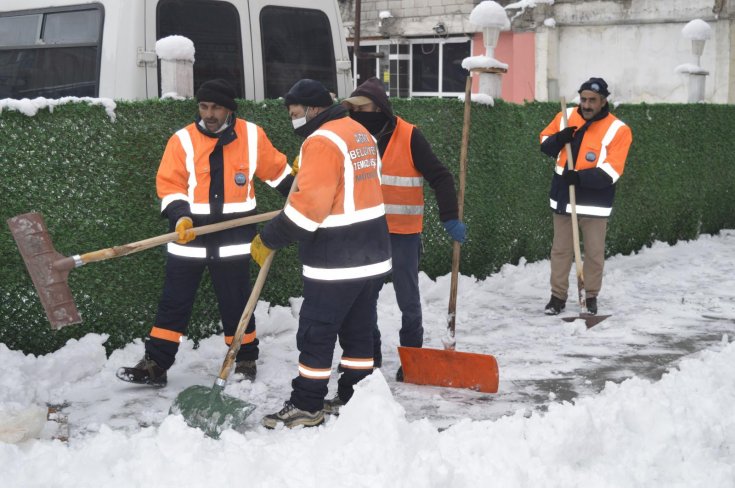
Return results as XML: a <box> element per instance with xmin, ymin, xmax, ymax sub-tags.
<box><xmin>555</xmin><ymin>126</ymin><xmax>577</xmax><ymax>145</ymax></box>
<box><xmin>562</xmin><ymin>169</ymin><xmax>580</xmax><ymax>186</ymax></box>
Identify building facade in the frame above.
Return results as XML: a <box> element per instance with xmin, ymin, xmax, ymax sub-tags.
<box><xmin>340</xmin><ymin>0</ymin><xmax>734</xmax><ymax>104</ymax></box>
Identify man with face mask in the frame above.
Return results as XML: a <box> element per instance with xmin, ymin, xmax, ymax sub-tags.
<box><xmin>117</xmin><ymin>79</ymin><xmax>296</xmax><ymax>387</ymax></box>
<box><xmin>540</xmin><ymin>77</ymin><xmax>633</xmax><ymax>316</ymax></box>
<box><xmin>249</xmin><ymin>79</ymin><xmax>391</xmax><ymax>428</ymax></box>
<box><xmin>341</xmin><ymin>77</ymin><xmax>466</xmax><ymax>382</ymax></box>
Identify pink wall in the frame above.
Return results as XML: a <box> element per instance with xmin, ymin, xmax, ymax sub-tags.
<box><xmin>471</xmin><ymin>31</ymin><xmax>536</xmax><ymax>103</ymax></box>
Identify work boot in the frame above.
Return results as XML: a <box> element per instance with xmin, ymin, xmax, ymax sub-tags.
<box><xmin>262</xmin><ymin>401</ymin><xmax>324</xmax><ymax>429</ymax></box>
<box><xmin>116</xmin><ymin>354</ymin><xmax>167</xmax><ymax>387</ymax></box>
<box><xmin>235</xmin><ymin>360</ymin><xmax>257</xmax><ymax>381</ymax></box>
<box><xmin>323</xmin><ymin>395</ymin><xmax>345</xmax><ymax>416</ymax></box>
<box><xmin>395</xmin><ymin>366</ymin><xmax>404</xmax><ymax>382</ymax></box>
<box><xmin>585</xmin><ymin>297</ymin><xmax>598</xmax><ymax>316</ymax></box>
<box><xmin>544</xmin><ymin>295</ymin><xmax>566</xmax><ymax>315</ymax></box>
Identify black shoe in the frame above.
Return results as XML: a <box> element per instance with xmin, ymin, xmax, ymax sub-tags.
<box><xmin>323</xmin><ymin>395</ymin><xmax>345</xmax><ymax>416</ymax></box>
<box><xmin>585</xmin><ymin>297</ymin><xmax>598</xmax><ymax>315</ymax></box>
<box><xmin>262</xmin><ymin>401</ymin><xmax>325</xmax><ymax>429</ymax></box>
<box><xmin>116</xmin><ymin>354</ymin><xmax>167</xmax><ymax>387</ymax></box>
<box><xmin>395</xmin><ymin>366</ymin><xmax>404</xmax><ymax>382</ymax></box>
<box><xmin>235</xmin><ymin>360</ymin><xmax>257</xmax><ymax>381</ymax></box>
<box><xmin>544</xmin><ymin>295</ymin><xmax>566</xmax><ymax>315</ymax></box>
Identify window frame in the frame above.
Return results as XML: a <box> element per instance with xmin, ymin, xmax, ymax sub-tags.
<box><xmin>0</xmin><ymin>3</ymin><xmax>104</xmax><ymax>98</ymax></box>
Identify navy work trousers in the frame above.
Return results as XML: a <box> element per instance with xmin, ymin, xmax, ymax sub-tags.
<box><xmin>145</xmin><ymin>254</ymin><xmax>257</xmax><ymax>369</ymax></box>
<box><xmin>290</xmin><ymin>276</ymin><xmax>382</xmax><ymax>412</ymax></box>
<box><xmin>373</xmin><ymin>233</ymin><xmax>423</xmax><ymax>367</ymax></box>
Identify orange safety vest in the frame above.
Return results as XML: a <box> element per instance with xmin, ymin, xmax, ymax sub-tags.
<box><xmin>381</xmin><ymin>117</ymin><xmax>424</xmax><ymax>234</ymax></box>
<box><xmin>156</xmin><ymin>118</ymin><xmax>288</xmax><ymax>258</ymax></box>
<box><xmin>283</xmin><ymin>116</ymin><xmax>391</xmax><ymax>281</ymax></box>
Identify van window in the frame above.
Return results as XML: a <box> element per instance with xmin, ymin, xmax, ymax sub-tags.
<box><xmin>260</xmin><ymin>6</ymin><xmax>337</xmax><ymax>99</ymax></box>
<box><xmin>157</xmin><ymin>0</ymin><xmax>245</xmax><ymax>98</ymax></box>
<box><xmin>0</xmin><ymin>5</ymin><xmax>103</xmax><ymax>99</ymax></box>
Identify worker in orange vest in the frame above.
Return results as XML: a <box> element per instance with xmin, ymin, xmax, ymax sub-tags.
<box><xmin>117</xmin><ymin>79</ymin><xmax>295</xmax><ymax>387</ymax></box>
<box><xmin>539</xmin><ymin>77</ymin><xmax>633</xmax><ymax>316</ymax></box>
<box><xmin>250</xmin><ymin>79</ymin><xmax>391</xmax><ymax>428</ymax></box>
<box><xmin>341</xmin><ymin>77</ymin><xmax>466</xmax><ymax>381</ymax></box>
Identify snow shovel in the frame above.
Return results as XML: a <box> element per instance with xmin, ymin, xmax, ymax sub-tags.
<box><xmin>560</xmin><ymin>96</ymin><xmax>586</xmax><ymax>308</ymax></box>
<box><xmin>7</xmin><ymin>210</ymin><xmax>279</xmax><ymax>329</ymax></box>
<box><xmin>397</xmin><ymin>75</ymin><xmax>499</xmax><ymax>394</ymax></box>
<box><xmin>169</xmin><ymin>178</ymin><xmax>296</xmax><ymax>438</ymax></box>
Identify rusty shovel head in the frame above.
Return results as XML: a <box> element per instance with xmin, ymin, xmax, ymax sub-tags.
<box><xmin>7</xmin><ymin>212</ymin><xmax>81</xmax><ymax>329</ymax></box>
<box><xmin>398</xmin><ymin>346</ymin><xmax>499</xmax><ymax>393</ymax></box>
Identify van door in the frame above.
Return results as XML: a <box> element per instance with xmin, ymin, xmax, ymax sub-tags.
<box><xmin>249</xmin><ymin>0</ymin><xmax>350</xmax><ymax>100</ymax></box>
<box><xmin>150</xmin><ymin>0</ymin><xmax>254</xmax><ymax>98</ymax></box>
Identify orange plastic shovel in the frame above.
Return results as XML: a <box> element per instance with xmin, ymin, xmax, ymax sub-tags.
<box><xmin>397</xmin><ymin>74</ymin><xmax>499</xmax><ymax>393</ymax></box>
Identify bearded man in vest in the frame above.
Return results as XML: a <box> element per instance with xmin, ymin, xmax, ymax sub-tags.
<box><xmin>117</xmin><ymin>79</ymin><xmax>296</xmax><ymax>387</ymax></box>
<box><xmin>540</xmin><ymin>77</ymin><xmax>633</xmax><ymax>316</ymax></box>
<box><xmin>341</xmin><ymin>77</ymin><xmax>466</xmax><ymax>382</ymax></box>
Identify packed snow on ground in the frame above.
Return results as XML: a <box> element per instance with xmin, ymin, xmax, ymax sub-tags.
<box><xmin>1</xmin><ymin>231</ymin><xmax>734</xmax><ymax>487</ymax></box>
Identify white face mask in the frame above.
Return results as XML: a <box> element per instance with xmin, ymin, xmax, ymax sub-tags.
<box><xmin>291</xmin><ymin>106</ymin><xmax>311</xmax><ymax>129</ymax></box>
<box><xmin>291</xmin><ymin>116</ymin><xmax>307</xmax><ymax>129</ymax></box>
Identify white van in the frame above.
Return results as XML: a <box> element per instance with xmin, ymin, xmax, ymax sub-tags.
<box><xmin>0</xmin><ymin>0</ymin><xmax>353</xmax><ymax>101</ymax></box>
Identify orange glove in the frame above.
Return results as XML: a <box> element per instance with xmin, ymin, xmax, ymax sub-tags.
<box><xmin>290</xmin><ymin>155</ymin><xmax>300</xmax><ymax>176</ymax></box>
<box><xmin>250</xmin><ymin>234</ymin><xmax>272</xmax><ymax>267</ymax></box>
<box><xmin>175</xmin><ymin>217</ymin><xmax>196</xmax><ymax>244</ymax></box>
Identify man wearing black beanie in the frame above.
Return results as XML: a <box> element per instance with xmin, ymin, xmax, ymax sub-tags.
<box><xmin>117</xmin><ymin>79</ymin><xmax>297</xmax><ymax>387</ymax></box>
<box><xmin>251</xmin><ymin>78</ymin><xmax>392</xmax><ymax>428</ymax></box>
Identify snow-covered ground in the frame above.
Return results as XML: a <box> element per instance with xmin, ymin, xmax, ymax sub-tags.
<box><xmin>1</xmin><ymin>230</ymin><xmax>734</xmax><ymax>487</ymax></box>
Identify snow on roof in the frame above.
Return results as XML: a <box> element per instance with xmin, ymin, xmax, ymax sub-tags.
<box><xmin>469</xmin><ymin>1</ymin><xmax>511</xmax><ymax>31</ymax></box>
<box><xmin>505</xmin><ymin>0</ymin><xmax>555</xmax><ymax>22</ymax></box>
<box><xmin>682</xmin><ymin>19</ymin><xmax>712</xmax><ymax>41</ymax></box>
<box><xmin>155</xmin><ymin>35</ymin><xmax>196</xmax><ymax>62</ymax></box>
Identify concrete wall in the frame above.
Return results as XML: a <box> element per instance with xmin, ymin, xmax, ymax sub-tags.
<box><xmin>531</xmin><ymin>0</ymin><xmax>734</xmax><ymax>103</ymax></box>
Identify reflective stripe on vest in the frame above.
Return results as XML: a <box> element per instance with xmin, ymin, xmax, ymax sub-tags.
<box><xmin>549</xmin><ymin>198</ymin><xmax>612</xmax><ymax>217</ymax></box>
<box><xmin>302</xmin><ymin>258</ymin><xmax>392</xmax><ymax>281</ymax></box>
<box><xmin>163</xmin><ymin>122</ymin><xmax>260</xmax><ymax>215</ymax></box>
<box><xmin>167</xmin><ymin>242</ymin><xmax>252</xmax><ymax>258</ymax></box>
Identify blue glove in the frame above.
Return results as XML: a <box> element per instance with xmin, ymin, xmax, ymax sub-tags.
<box><xmin>443</xmin><ymin>219</ymin><xmax>466</xmax><ymax>243</ymax></box>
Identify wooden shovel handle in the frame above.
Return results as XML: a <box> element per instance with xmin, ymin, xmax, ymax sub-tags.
<box><xmin>75</xmin><ymin>210</ymin><xmax>280</xmax><ymax>266</ymax></box>
<box><xmin>216</xmin><ymin>177</ymin><xmax>298</xmax><ymax>382</ymax></box>
<box><xmin>446</xmin><ymin>74</ymin><xmax>472</xmax><ymax>347</ymax></box>
<box><xmin>560</xmin><ymin>97</ymin><xmax>585</xmax><ymax>305</ymax></box>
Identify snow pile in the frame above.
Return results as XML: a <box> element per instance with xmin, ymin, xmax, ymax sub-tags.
<box><xmin>462</xmin><ymin>56</ymin><xmax>509</xmax><ymax>71</ymax></box>
<box><xmin>505</xmin><ymin>0</ymin><xmax>555</xmax><ymax>21</ymax></box>
<box><xmin>682</xmin><ymin>19</ymin><xmax>712</xmax><ymax>41</ymax></box>
<box><xmin>469</xmin><ymin>1</ymin><xmax>511</xmax><ymax>30</ymax></box>
<box><xmin>675</xmin><ymin>63</ymin><xmax>709</xmax><ymax>75</ymax></box>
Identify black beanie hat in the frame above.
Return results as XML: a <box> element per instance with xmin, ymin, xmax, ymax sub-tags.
<box><xmin>578</xmin><ymin>77</ymin><xmax>610</xmax><ymax>97</ymax></box>
<box><xmin>284</xmin><ymin>79</ymin><xmax>334</xmax><ymax>107</ymax></box>
<box><xmin>196</xmin><ymin>79</ymin><xmax>237</xmax><ymax>111</ymax></box>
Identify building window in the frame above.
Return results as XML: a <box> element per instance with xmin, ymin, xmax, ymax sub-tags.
<box><xmin>411</xmin><ymin>39</ymin><xmax>470</xmax><ymax>97</ymax></box>
<box><xmin>260</xmin><ymin>7</ymin><xmax>337</xmax><ymax>99</ymax></box>
<box><xmin>0</xmin><ymin>5</ymin><xmax>103</xmax><ymax>98</ymax></box>
<box><xmin>158</xmin><ymin>0</ymin><xmax>244</xmax><ymax>97</ymax></box>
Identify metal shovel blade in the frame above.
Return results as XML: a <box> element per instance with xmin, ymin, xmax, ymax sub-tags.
<box><xmin>170</xmin><ymin>384</ymin><xmax>256</xmax><ymax>439</ymax></box>
<box><xmin>398</xmin><ymin>346</ymin><xmax>499</xmax><ymax>393</ymax></box>
<box><xmin>7</xmin><ymin>213</ymin><xmax>81</xmax><ymax>328</ymax></box>
<box><xmin>561</xmin><ymin>314</ymin><xmax>612</xmax><ymax>328</ymax></box>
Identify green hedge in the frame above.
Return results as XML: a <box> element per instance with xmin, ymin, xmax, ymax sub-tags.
<box><xmin>1</xmin><ymin>99</ymin><xmax>734</xmax><ymax>356</ymax></box>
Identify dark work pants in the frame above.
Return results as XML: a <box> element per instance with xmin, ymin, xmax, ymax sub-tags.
<box><xmin>373</xmin><ymin>233</ymin><xmax>423</xmax><ymax>367</ymax></box>
<box><xmin>146</xmin><ymin>254</ymin><xmax>257</xmax><ymax>369</ymax></box>
<box><xmin>290</xmin><ymin>277</ymin><xmax>382</xmax><ymax>412</ymax></box>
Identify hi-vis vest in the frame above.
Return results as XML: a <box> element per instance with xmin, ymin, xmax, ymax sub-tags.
<box><xmin>283</xmin><ymin>116</ymin><xmax>392</xmax><ymax>282</ymax></box>
<box><xmin>381</xmin><ymin>117</ymin><xmax>424</xmax><ymax>234</ymax></box>
<box><xmin>157</xmin><ymin>119</ymin><xmax>289</xmax><ymax>258</ymax></box>
<box><xmin>540</xmin><ymin>107</ymin><xmax>632</xmax><ymax>217</ymax></box>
